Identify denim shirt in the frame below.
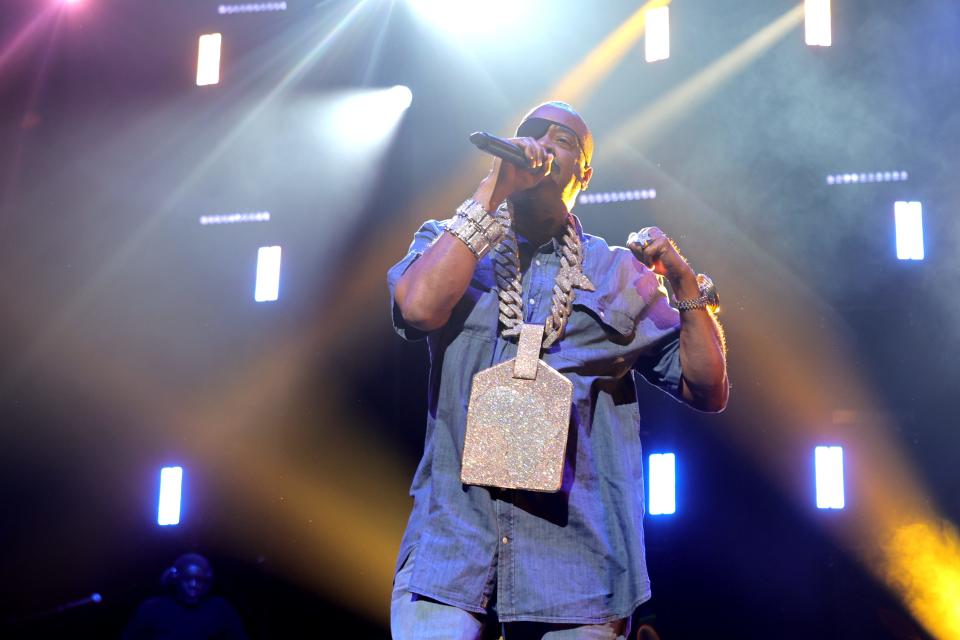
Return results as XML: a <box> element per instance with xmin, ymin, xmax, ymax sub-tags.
<box><xmin>387</xmin><ymin>216</ymin><xmax>683</xmax><ymax>624</ymax></box>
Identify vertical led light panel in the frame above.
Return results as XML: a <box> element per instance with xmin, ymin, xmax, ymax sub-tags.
<box><xmin>196</xmin><ymin>33</ymin><xmax>222</xmax><ymax>86</ymax></box>
<box><xmin>894</xmin><ymin>201</ymin><xmax>925</xmax><ymax>260</ymax></box>
<box><xmin>157</xmin><ymin>466</ymin><xmax>183</xmax><ymax>525</ymax></box>
<box><xmin>255</xmin><ymin>246</ymin><xmax>282</xmax><ymax>302</ymax></box>
<box><xmin>805</xmin><ymin>0</ymin><xmax>832</xmax><ymax>46</ymax></box>
<box><xmin>645</xmin><ymin>6</ymin><xmax>670</xmax><ymax>62</ymax></box>
<box><xmin>648</xmin><ymin>453</ymin><xmax>676</xmax><ymax>515</ymax></box>
<box><xmin>815</xmin><ymin>446</ymin><xmax>845</xmax><ymax>509</ymax></box>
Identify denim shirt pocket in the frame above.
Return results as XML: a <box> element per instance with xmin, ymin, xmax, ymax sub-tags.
<box><xmin>573</xmin><ymin>289</ymin><xmax>637</xmax><ymax>337</ymax></box>
<box><xmin>545</xmin><ymin>289</ymin><xmax>640</xmax><ymax>376</ymax></box>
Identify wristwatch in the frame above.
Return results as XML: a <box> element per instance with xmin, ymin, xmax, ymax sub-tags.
<box><xmin>675</xmin><ymin>273</ymin><xmax>720</xmax><ymax>313</ymax></box>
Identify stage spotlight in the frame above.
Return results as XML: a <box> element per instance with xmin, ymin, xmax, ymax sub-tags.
<box><xmin>200</xmin><ymin>211</ymin><xmax>270</xmax><ymax>226</ymax></box>
<box><xmin>577</xmin><ymin>188</ymin><xmax>656</xmax><ymax>206</ymax></box>
<box><xmin>805</xmin><ymin>0</ymin><xmax>831</xmax><ymax>47</ymax></box>
<box><xmin>196</xmin><ymin>33</ymin><xmax>222</xmax><ymax>86</ymax></box>
<box><xmin>157</xmin><ymin>466</ymin><xmax>183</xmax><ymax>526</ymax></box>
<box><xmin>815</xmin><ymin>446</ymin><xmax>844</xmax><ymax>509</ymax></box>
<box><xmin>407</xmin><ymin>0</ymin><xmax>529</xmax><ymax>37</ymax></box>
<box><xmin>645</xmin><ymin>6</ymin><xmax>670</xmax><ymax>63</ymax></box>
<box><xmin>326</xmin><ymin>85</ymin><xmax>412</xmax><ymax>147</ymax></box>
<box><xmin>387</xmin><ymin>84</ymin><xmax>414</xmax><ymax>111</ymax></box>
<box><xmin>218</xmin><ymin>2</ymin><xmax>287</xmax><ymax>14</ymax></box>
<box><xmin>255</xmin><ymin>246</ymin><xmax>282</xmax><ymax>302</ymax></box>
<box><xmin>894</xmin><ymin>201</ymin><xmax>924</xmax><ymax>261</ymax></box>
<box><xmin>648</xmin><ymin>453</ymin><xmax>676</xmax><ymax>515</ymax></box>
<box><xmin>826</xmin><ymin>170</ymin><xmax>909</xmax><ymax>185</ymax></box>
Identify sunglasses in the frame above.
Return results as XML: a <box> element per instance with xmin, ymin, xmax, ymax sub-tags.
<box><xmin>515</xmin><ymin>117</ymin><xmax>590</xmax><ymax>168</ymax></box>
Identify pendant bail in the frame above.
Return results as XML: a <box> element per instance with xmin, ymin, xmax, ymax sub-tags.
<box><xmin>513</xmin><ymin>323</ymin><xmax>544</xmax><ymax>380</ymax></box>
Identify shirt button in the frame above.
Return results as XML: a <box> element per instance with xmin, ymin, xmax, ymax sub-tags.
<box><xmin>535</xmin><ymin>259</ymin><xmax>541</xmax><ymax>266</ymax></box>
<box><xmin>528</xmin><ymin>298</ymin><xmax>536</xmax><ymax>306</ymax></box>
<box><xmin>599</xmin><ymin>310</ymin><xmax>605</xmax><ymax>319</ymax></box>
<box><xmin>502</xmin><ymin>537</ymin><xmax>509</xmax><ymax>544</ymax></box>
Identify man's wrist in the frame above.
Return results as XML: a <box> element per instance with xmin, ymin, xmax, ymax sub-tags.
<box><xmin>674</xmin><ymin>273</ymin><xmax>720</xmax><ymax>313</ymax></box>
<box><xmin>668</xmin><ymin>268</ymin><xmax>700</xmax><ymax>300</ymax></box>
<box><xmin>473</xmin><ymin>173</ymin><xmax>507</xmax><ymax>212</ymax></box>
<box><xmin>444</xmin><ymin>199</ymin><xmax>508</xmax><ymax>260</ymax></box>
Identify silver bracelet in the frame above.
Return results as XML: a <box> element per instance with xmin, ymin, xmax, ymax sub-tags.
<box><xmin>445</xmin><ymin>199</ymin><xmax>507</xmax><ymax>259</ymax></box>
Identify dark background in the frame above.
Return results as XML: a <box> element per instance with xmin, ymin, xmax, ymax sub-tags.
<box><xmin>1</xmin><ymin>0</ymin><xmax>957</xmax><ymax>638</ymax></box>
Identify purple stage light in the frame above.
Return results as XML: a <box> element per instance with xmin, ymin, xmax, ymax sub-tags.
<box><xmin>649</xmin><ymin>453</ymin><xmax>677</xmax><ymax>515</ymax></box>
<box><xmin>895</xmin><ymin>201</ymin><xmax>924</xmax><ymax>261</ymax></box>
<box><xmin>578</xmin><ymin>188</ymin><xmax>657</xmax><ymax>206</ymax></box>
<box><xmin>255</xmin><ymin>246</ymin><xmax>282</xmax><ymax>302</ymax></box>
<box><xmin>157</xmin><ymin>466</ymin><xmax>183</xmax><ymax>526</ymax></box>
<box><xmin>815</xmin><ymin>446</ymin><xmax>844</xmax><ymax>509</ymax></box>
<box><xmin>196</xmin><ymin>34</ymin><xmax>222</xmax><ymax>86</ymax></box>
<box><xmin>218</xmin><ymin>2</ymin><xmax>287</xmax><ymax>14</ymax></box>
<box><xmin>826</xmin><ymin>170</ymin><xmax>909</xmax><ymax>186</ymax></box>
<box><xmin>199</xmin><ymin>211</ymin><xmax>271</xmax><ymax>226</ymax></box>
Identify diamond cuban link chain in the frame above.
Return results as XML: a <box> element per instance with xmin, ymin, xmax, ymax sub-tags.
<box><xmin>491</xmin><ymin>202</ymin><xmax>595</xmax><ymax>349</ymax></box>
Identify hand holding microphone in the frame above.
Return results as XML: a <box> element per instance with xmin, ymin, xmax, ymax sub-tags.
<box><xmin>469</xmin><ymin>131</ymin><xmax>557</xmax><ymax>208</ymax></box>
<box><xmin>469</xmin><ymin>132</ymin><xmax>555</xmax><ymax>175</ymax></box>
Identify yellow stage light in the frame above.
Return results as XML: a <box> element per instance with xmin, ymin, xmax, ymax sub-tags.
<box><xmin>645</xmin><ymin>6</ymin><xmax>670</xmax><ymax>63</ymax></box>
<box><xmin>805</xmin><ymin>0</ymin><xmax>832</xmax><ymax>47</ymax></box>
<box><xmin>196</xmin><ymin>33</ymin><xmax>222</xmax><ymax>86</ymax></box>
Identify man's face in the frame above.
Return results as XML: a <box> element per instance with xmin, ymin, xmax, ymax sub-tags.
<box><xmin>174</xmin><ymin>561</ymin><xmax>212</xmax><ymax>605</ymax></box>
<box><xmin>515</xmin><ymin>104</ymin><xmax>594</xmax><ymax>211</ymax></box>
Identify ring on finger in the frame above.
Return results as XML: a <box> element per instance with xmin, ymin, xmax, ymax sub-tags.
<box><xmin>630</xmin><ymin>227</ymin><xmax>655</xmax><ymax>249</ymax></box>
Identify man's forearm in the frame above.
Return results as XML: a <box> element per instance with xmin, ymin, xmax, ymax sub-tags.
<box><xmin>394</xmin><ymin>173</ymin><xmax>516</xmax><ymax>332</ymax></box>
<box><xmin>678</xmin><ymin>308</ymin><xmax>728</xmax><ymax>411</ymax></box>
<box><xmin>673</xmin><ymin>275</ymin><xmax>728</xmax><ymax>412</ymax></box>
<box><xmin>394</xmin><ymin>232</ymin><xmax>479</xmax><ymax>331</ymax></box>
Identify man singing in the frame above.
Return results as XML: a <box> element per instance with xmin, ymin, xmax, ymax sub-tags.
<box><xmin>388</xmin><ymin>102</ymin><xmax>728</xmax><ymax>639</ymax></box>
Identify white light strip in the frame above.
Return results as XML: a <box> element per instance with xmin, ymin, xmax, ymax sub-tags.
<box><xmin>579</xmin><ymin>189</ymin><xmax>657</xmax><ymax>205</ymax></box>
<box><xmin>255</xmin><ymin>245</ymin><xmax>282</xmax><ymax>302</ymax></box>
<box><xmin>199</xmin><ymin>211</ymin><xmax>271</xmax><ymax>226</ymax></box>
<box><xmin>157</xmin><ymin>466</ymin><xmax>183</xmax><ymax>525</ymax></box>
<box><xmin>815</xmin><ymin>446</ymin><xmax>845</xmax><ymax>509</ymax></box>
<box><xmin>894</xmin><ymin>201</ymin><xmax>925</xmax><ymax>261</ymax></box>
<box><xmin>196</xmin><ymin>33</ymin><xmax>222</xmax><ymax>86</ymax></box>
<box><xmin>826</xmin><ymin>171</ymin><xmax>909</xmax><ymax>185</ymax></box>
<box><xmin>218</xmin><ymin>2</ymin><xmax>287</xmax><ymax>14</ymax></box>
<box><xmin>648</xmin><ymin>453</ymin><xmax>676</xmax><ymax>515</ymax></box>
<box><xmin>645</xmin><ymin>6</ymin><xmax>671</xmax><ymax>63</ymax></box>
<box><xmin>805</xmin><ymin>0</ymin><xmax>832</xmax><ymax>47</ymax></box>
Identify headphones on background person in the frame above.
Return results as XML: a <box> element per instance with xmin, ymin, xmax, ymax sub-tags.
<box><xmin>160</xmin><ymin>553</ymin><xmax>214</xmax><ymax>593</ymax></box>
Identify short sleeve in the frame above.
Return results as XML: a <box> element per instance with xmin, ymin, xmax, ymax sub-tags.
<box><xmin>631</xmin><ymin>285</ymin><xmax>683</xmax><ymax>401</ymax></box>
<box><xmin>386</xmin><ymin>219</ymin><xmax>445</xmax><ymax>341</ymax></box>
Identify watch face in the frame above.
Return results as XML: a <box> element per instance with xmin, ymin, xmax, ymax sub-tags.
<box><xmin>697</xmin><ymin>274</ymin><xmax>720</xmax><ymax>312</ymax></box>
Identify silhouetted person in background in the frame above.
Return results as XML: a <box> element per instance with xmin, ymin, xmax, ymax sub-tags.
<box><xmin>122</xmin><ymin>553</ymin><xmax>247</xmax><ymax>640</ymax></box>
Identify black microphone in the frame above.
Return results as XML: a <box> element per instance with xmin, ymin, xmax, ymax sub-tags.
<box><xmin>52</xmin><ymin>593</ymin><xmax>102</xmax><ymax>614</ymax></box>
<box><xmin>469</xmin><ymin>131</ymin><xmax>539</xmax><ymax>172</ymax></box>
<box><xmin>6</xmin><ymin>593</ymin><xmax>102</xmax><ymax>624</ymax></box>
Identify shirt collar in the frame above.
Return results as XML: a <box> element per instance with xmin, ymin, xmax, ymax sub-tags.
<box><xmin>513</xmin><ymin>213</ymin><xmax>587</xmax><ymax>256</ymax></box>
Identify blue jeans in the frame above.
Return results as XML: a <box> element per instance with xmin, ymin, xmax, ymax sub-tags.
<box><xmin>391</xmin><ymin>549</ymin><xmax>630</xmax><ymax>640</ymax></box>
